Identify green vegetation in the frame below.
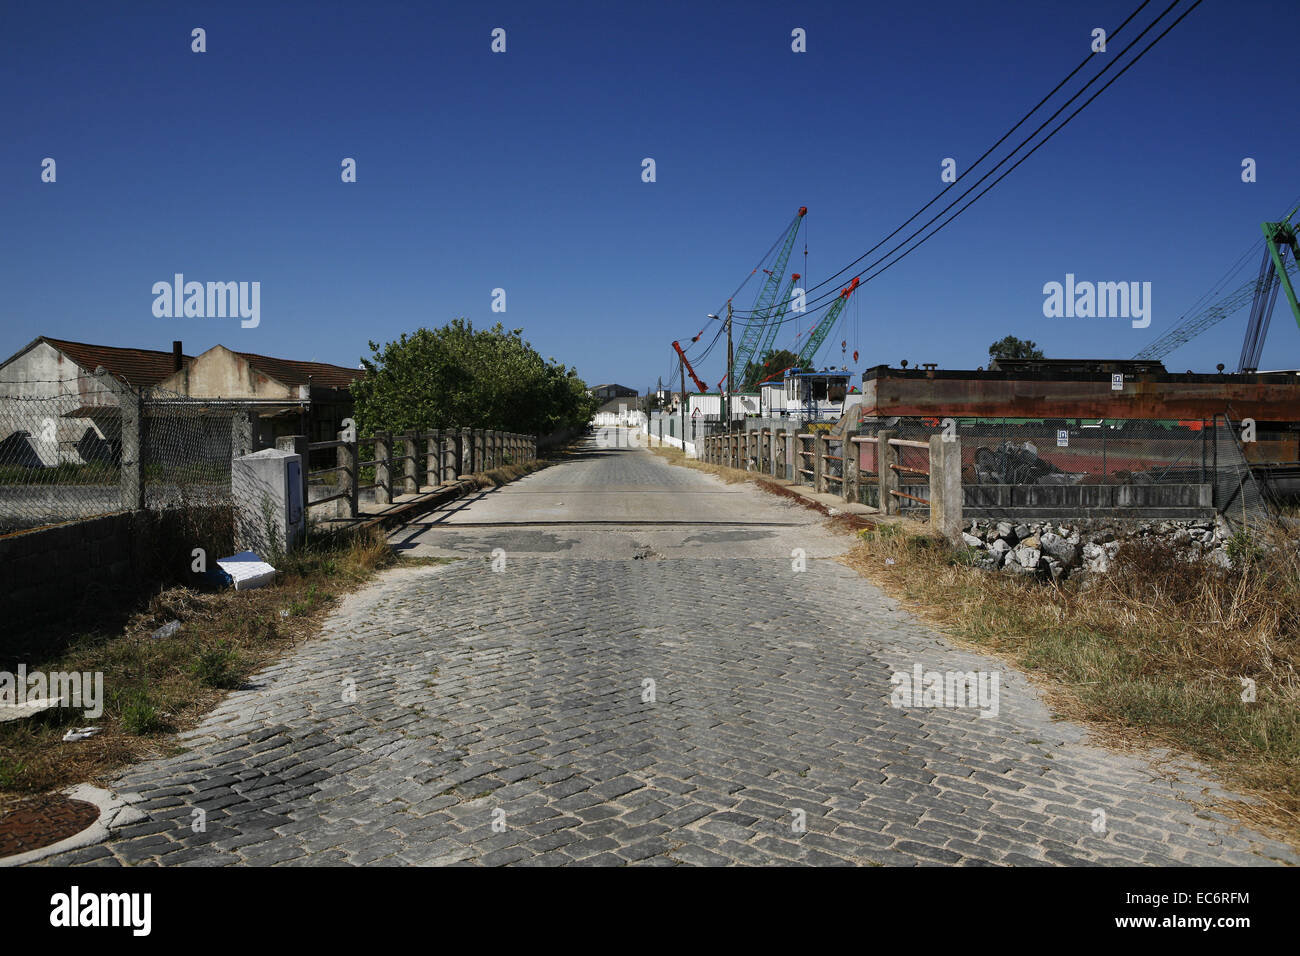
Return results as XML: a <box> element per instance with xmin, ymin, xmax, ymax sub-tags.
<box><xmin>740</xmin><ymin>348</ymin><xmax>800</xmax><ymax>390</ymax></box>
<box><xmin>350</xmin><ymin>320</ymin><xmax>598</xmax><ymax>438</ymax></box>
<box><xmin>988</xmin><ymin>335</ymin><xmax>1045</xmax><ymax>362</ymax></box>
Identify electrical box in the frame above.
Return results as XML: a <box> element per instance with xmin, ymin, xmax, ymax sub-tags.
<box><xmin>232</xmin><ymin>448</ymin><xmax>305</xmax><ymax>556</ymax></box>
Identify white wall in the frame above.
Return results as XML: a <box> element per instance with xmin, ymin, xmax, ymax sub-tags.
<box><xmin>0</xmin><ymin>342</ymin><xmax>116</xmax><ymax>465</ymax></box>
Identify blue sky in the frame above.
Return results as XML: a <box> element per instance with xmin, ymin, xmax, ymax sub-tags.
<box><xmin>3</xmin><ymin>0</ymin><xmax>1298</xmax><ymax>391</ymax></box>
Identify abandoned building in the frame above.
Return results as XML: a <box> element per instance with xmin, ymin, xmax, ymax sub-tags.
<box><xmin>0</xmin><ymin>336</ymin><xmax>362</xmax><ymax>468</ymax></box>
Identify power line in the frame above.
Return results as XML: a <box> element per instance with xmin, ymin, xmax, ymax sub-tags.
<box><xmin>729</xmin><ymin>0</ymin><xmax>1188</xmax><ymax>324</ymax></box>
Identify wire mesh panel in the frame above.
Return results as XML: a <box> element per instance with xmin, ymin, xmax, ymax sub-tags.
<box><xmin>860</xmin><ymin>416</ymin><xmax>1213</xmax><ymax>488</ymax></box>
<box><xmin>795</xmin><ymin>434</ymin><xmax>815</xmax><ymax>487</ymax></box>
<box><xmin>824</xmin><ymin>437</ymin><xmax>844</xmax><ymax>492</ymax></box>
<box><xmin>0</xmin><ymin>377</ymin><xmax>250</xmax><ymax>535</ymax></box>
<box><xmin>0</xmin><ymin>377</ymin><xmax>126</xmax><ymax>533</ymax></box>
<box><xmin>140</xmin><ymin>385</ymin><xmax>241</xmax><ymax>510</ymax></box>
<box><xmin>1212</xmin><ymin>413</ymin><xmax>1274</xmax><ymax>530</ymax></box>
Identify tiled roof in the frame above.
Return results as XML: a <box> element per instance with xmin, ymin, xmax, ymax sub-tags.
<box><xmin>8</xmin><ymin>337</ymin><xmax>363</xmax><ymax>391</ymax></box>
<box><xmin>40</xmin><ymin>337</ymin><xmax>190</xmax><ymax>385</ymax></box>
<box><xmin>233</xmin><ymin>352</ymin><xmax>362</xmax><ymax>389</ymax></box>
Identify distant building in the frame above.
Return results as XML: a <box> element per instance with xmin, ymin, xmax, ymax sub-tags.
<box><xmin>589</xmin><ymin>383</ymin><xmax>639</xmax><ymax>402</ymax></box>
<box><xmin>687</xmin><ymin>393</ymin><xmax>761</xmax><ymax>420</ymax></box>
<box><xmin>758</xmin><ymin>369</ymin><xmax>856</xmax><ymax>422</ymax></box>
<box><xmin>591</xmin><ymin>396</ymin><xmax>645</xmax><ymax>427</ymax></box>
<box><xmin>0</xmin><ymin>336</ymin><xmax>362</xmax><ymax>467</ymax></box>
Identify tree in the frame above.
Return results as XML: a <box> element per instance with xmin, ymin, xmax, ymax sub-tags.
<box><xmin>740</xmin><ymin>349</ymin><xmax>800</xmax><ymax>390</ymax></box>
<box><xmin>988</xmin><ymin>336</ymin><xmax>1045</xmax><ymax>362</ymax></box>
<box><xmin>350</xmin><ymin>320</ymin><xmax>598</xmax><ymax>439</ymax></box>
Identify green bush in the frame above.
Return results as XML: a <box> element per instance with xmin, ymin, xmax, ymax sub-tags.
<box><xmin>120</xmin><ymin>693</ymin><xmax>164</xmax><ymax>735</ymax></box>
<box><xmin>190</xmin><ymin>643</ymin><xmax>243</xmax><ymax>689</ymax></box>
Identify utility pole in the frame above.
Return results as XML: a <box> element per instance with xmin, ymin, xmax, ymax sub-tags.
<box><xmin>679</xmin><ymin>353</ymin><xmax>687</xmax><ymax>449</ymax></box>
<box><xmin>725</xmin><ymin>300</ymin><xmax>734</xmax><ymax>432</ymax></box>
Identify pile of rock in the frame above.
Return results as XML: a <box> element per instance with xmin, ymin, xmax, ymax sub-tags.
<box><xmin>958</xmin><ymin>517</ymin><xmax>1233</xmax><ymax>580</ymax></box>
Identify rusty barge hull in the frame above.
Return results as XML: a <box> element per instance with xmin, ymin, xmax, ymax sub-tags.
<box><xmin>859</xmin><ymin>365</ymin><xmax>1300</xmax><ymax>422</ymax></box>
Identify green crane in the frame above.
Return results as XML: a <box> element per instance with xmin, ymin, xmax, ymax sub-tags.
<box><xmin>729</xmin><ymin>207</ymin><xmax>806</xmax><ymax>385</ymax></box>
<box><xmin>1134</xmin><ymin>206</ymin><xmax>1300</xmax><ymax>368</ymax></box>
<box><xmin>797</xmin><ymin>277</ymin><xmax>859</xmax><ymax>367</ymax></box>
<box><xmin>754</xmin><ymin>273</ymin><xmax>801</xmax><ymax>365</ymax></box>
<box><xmin>1239</xmin><ymin>208</ymin><xmax>1300</xmax><ymax>371</ymax></box>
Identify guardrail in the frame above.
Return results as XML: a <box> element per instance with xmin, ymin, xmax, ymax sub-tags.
<box><xmin>291</xmin><ymin>428</ymin><xmax>536</xmax><ymax>521</ymax></box>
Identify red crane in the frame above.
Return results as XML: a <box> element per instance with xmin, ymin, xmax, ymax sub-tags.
<box><xmin>672</xmin><ymin>340</ymin><xmax>708</xmax><ymax>393</ymax></box>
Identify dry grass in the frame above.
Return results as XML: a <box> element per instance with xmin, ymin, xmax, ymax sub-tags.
<box><xmin>0</xmin><ymin>527</ymin><xmax>399</xmax><ymax>812</ymax></box>
<box><xmin>471</xmin><ymin>460</ymin><xmax>546</xmax><ymax>488</ymax></box>
<box><xmin>648</xmin><ymin>440</ymin><xmax>872</xmax><ymax>533</ymax></box>
<box><xmin>655</xmin><ymin>440</ymin><xmax>1300</xmax><ymax>847</ymax></box>
<box><xmin>844</xmin><ymin>520</ymin><xmax>1300</xmax><ymax>846</ymax></box>
<box><xmin>647</xmin><ymin>442</ymin><xmax>752</xmax><ymax>484</ymax></box>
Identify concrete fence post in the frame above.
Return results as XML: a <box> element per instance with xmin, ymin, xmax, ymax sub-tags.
<box><xmin>843</xmin><ymin>429</ymin><xmax>859</xmax><ymax>504</ymax></box>
<box><xmin>374</xmin><ymin>430</ymin><xmax>392</xmax><ymax>504</ymax></box>
<box><xmin>338</xmin><ymin>427</ymin><xmax>358</xmax><ymax>519</ymax></box>
<box><xmin>784</xmin><ymin>430</ymin><xmax>796</xmax><ymax>482</ymax></box>
<box><xmin>877</xmin><ymin>429</ymin><xmax>898</xmax><ymax>516</ymax></box>
<box><xmin>448</xmin><ymin>430</ymin><xmax>460</xmax><ymax>479</ymax></box>
<box><xmin>230</xmin><ymin>409</ymin><xmax>254</xmax><ymax>459</ymax></box>
<box><xmin>814</xmin><ymin>432</ymin><xmax>826</xmax><ymax>493</ymax></box>
<box><xmin>770</xmin><ymin>429</ymin><xmax>781</xmax><ymax>478</ymax></box>
<box><xmin>403</xmin><ymin>430</ymin><xmax>420</xmax><ymax>495</ymax></box>
<box><xmin>426</xmin><ymin>429</ymin><xmax>440</xmax><ymax>487</ymax></box>
<box><xmin>119</xmin><ymin>384</ymin><xmax>146</xmax><ymax>511</ymax></box>
<box><xmin>929</xmin><ymin>434</ymin><xmax>963</xmax><ymax>539</ymax></box>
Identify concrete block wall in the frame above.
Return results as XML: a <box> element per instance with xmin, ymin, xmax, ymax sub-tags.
<box><xmin>1</xmin><ymin>506</ymin><xmax>233</xmax><ymax>627</ymax></box>
<box><xmin>0</xmin><ymin>513</ymin><xmax>137</xmax><ymax>625</ymax></box>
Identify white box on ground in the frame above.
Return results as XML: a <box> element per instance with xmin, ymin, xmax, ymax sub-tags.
<box><xmin>216</xmin><ymin>551</ymin><xmax>278</xmax><ymax>590</ymax></box>
<box><xmin>231</xmin><ymin>447</ymin><xmax>304</xmax><ymax>554</ymax></box>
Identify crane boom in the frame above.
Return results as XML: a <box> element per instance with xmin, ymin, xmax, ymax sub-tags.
<box><xmin>1136</xmin><ymin>205</ymin><xmax>1300</xmax><ymax>367</ymax></box>
<box><xmin>731</xmin><ymin>208</ymin><xmax>806</xmax><ymax>380</ymax></box>
<box><xmin>1133</xmin><ymin>254</ymin><xmax>1299</xmax><ymax>363</ymax></box>
<box><xmin>1240</xmin><ymin>211</ymin><xmax>1300</xmax><ymax>371</ymax></box>
<box><xmin>798</xmin><ymin>277</ymin><xmax>859</xmax><ymax>367</ymax></box>
<box><xmin>672</xmin><ymin>340</ymin><xmax>708</xmax><ymax>393</ymax></box>
<box><xmin>756</xmin><ymin>273</ymin><xmax>800</xmax><ymax>363</ymax></box>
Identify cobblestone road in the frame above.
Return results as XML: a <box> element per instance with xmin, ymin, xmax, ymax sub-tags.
<box><xmin>45</xmin><ymin>440</ymin><xmax>1297</xmax><ymax>866</ymax></box>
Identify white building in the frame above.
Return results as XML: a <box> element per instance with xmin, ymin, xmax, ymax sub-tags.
<box><xmin>686</xmin><ymin>393</ymin><xmax>760</xmax><ymax>420</ymax></box>
<box><xmin>758</xmin><ymin>369</ymin><xmax>858</xmax><ymax>422</ymax></box>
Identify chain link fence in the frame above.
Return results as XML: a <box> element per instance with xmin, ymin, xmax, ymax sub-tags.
<box><xmin>851</xmin><ymin>414</ymin><xmax>1283</xmax><ymax>522</ymax></box>
<box><xmin>0</xmin><ymin>377</ymin><xmax>248</xmax><ymax>534</ymax></box>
